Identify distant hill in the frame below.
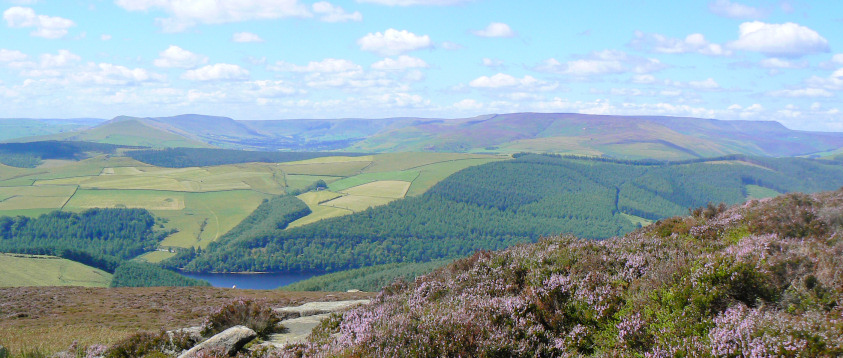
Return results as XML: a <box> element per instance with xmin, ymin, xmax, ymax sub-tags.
<box><xmin>8</xmin><ymin>113</ymin><xmax>843</xmax><ymax>158</ymax></box>
<box><xmin>11</xmin><ymin>116</ymin><xmax>212</xmax><ymax>148</ymax></box>
<box><xmin>0</xmin><ymin>117</ymin><xmax>104</xmax><ymax>142</ymax></box>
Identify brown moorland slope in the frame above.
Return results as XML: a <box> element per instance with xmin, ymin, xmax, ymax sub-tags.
<box><xmin>0</xmin><ymin>286</ymin><xmax>372</xmax><ymax>353</ymax></box>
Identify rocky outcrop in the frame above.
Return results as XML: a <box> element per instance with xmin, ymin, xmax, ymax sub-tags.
<box><xmin>273</xmin><ymin>299</ymin><xmax>370</xmax><ymax>319</ymax></box>
<box><xmin>177</xmin><ymin>325</ymin><xmax>256</xmax><ymax>358</ymax></box>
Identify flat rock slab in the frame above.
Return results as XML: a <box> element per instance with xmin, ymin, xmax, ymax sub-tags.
<box><xmin>273</xmin><ymin>299</ymin><xmax>370</xmax><ymax>319</ymax></box>
<box><xmin>265</xmin><ymin>313</ymin><xmax>331</xmax><ymax>347</ymax></box>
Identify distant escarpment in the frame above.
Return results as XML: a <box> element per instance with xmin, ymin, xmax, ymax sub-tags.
<box><xmin>278</xmin><ymin>188</ymin><xmax>843</xmax><ymax>357</ymax></box>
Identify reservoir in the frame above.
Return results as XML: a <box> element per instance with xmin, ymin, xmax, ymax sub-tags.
<box><xmin>180</xmin><ymin>272</ymin><xmax>317</xmax><ymax>290</ymax></box>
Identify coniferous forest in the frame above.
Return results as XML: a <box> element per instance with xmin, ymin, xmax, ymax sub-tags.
<box><xmin>170</xmin><ymin>154</ymin><xmax>843</xmax><ymax>273</ymax></box>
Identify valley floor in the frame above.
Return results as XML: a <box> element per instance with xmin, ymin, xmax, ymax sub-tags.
<box><xmin>0</xmin><ymin>286</ymin><xmax>373</xmax><ymax>354</ymax></box>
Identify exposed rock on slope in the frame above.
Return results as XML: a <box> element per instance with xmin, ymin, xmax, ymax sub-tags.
<box><xmin>275</xmin><ymin>189</ymin><xmax>843</xmax><ymax>357</ymax></box>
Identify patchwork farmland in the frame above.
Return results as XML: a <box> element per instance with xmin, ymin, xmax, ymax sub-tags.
<box><xmin>0</xmin><ymin>152</ymin><xmax>502</xmax><ymax>262</ymax></box>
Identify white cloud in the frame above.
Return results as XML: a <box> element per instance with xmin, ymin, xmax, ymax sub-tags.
<box><xmin>472</xmin><ymin>22</ymin><xmax>515</xmax><ymax>38</ymax></box>
<box><xmin>537</xmin><ymin>50</ymin><xmax>665</xmax><ymax>76</ymax></box>
<box><xmin>356</xmin><ymin>0</ymin><xmax>472</xmax><ymax>6</ymax></box>
<box><xmin>312</xmin><ymin>1</ymin><xmax>362</xmax><ymax>22</ymax></box>
<box><xmin>153</xmin><ymin>46</ymin><xmax>208</xmax><ymax>69</ymax></box>
<box><xmin>100</xmin><ymin>34</ymin><xmax>112</xmax><ymax>41</ymax></box>
<box><xmin>441</xmin><ymin>41</ymin><xmax>463</xmax><ymax>50</ymax></box>
<box><xmin>468</xmin><ymin>73</ymin><xmax>556</xmax><ymax>91</ymax></box>
<box><xmin>40</xmin><ymin>49</ymin><xmax>80</xmax><ymax>68</ymax></box>
<box><xmin>357</xmin><ymin>29</ymin><xmax>432</xmax><ymax>56</ymax></box>
<box><xmin>631</xmin><ymin>74</ymin><xmax>656</xmax><ymax>84</ymax></box>
<box><xmin>708</xmin><ymin>0</ymin><xmax>766</xmax><ymax>19</ymax></box>
<box><xmin>688</xmin><ymin>78</ymin><xmax>720</xmax><ymax>90</ymax></box>
<box><xmin>728</xmin><ymin>21</ymin><xmax>829</xmax><ymax>57</ymax></box>
<box><xmin>371</xmin><ymin>55</ymin><xmax>428</xmax><ymax>70</ymax></box>
<box><xmin>72</xmin><ymin>63</ymin><xmax>164</xmax><ymax>85</ymax></box>
<box><xmin>272</xmin><ymin>58</ymin><xmax>362</xmax><ymax>73</ymax></box>
<box><xmin>760</xmin><ymin>58</ymin><xmax>807</xmax><ymax>69</ymax></box>
<box><xmin>630</xmin><ymin>32</ymin><xmax>731</xmax><ymax>56</ymax></box>
<box><xmin>834</xmin><ymin>54</ymin><xmax>843</xmax><ymax>64</ymax></box>
<box><xmin>769</xmin><ymin>88</ymin><xmax>834</xmax><ymax>97</ymax></box>
<box><xmin>0</xmin><ymin>49</ymin><xmax>27</xmax><ymax>62</ymax></box>
<box><xmin>232</xmin><ymin>32</ymin><xmax>264</xmax><ymax>43</ymax></box>
<box><xmin>3</xmin><ymin>6</ymin><xmax>74</xmax><ymax>39</ymax></box>
<box><xmin>114</xmin><ymin>0</ymin><xmax>311</xmax><ymax>32</ymax></box>
<box><xmin>452</xmin><ymin>98</ymin><xmax>483</xmax><ymax>110</ymax></box>
<box><xmin>182</xmin><ymin>63</ymin><xmax>249</xmax><ymax>81</ymax></box>
<box><xmin>481</xmin><ymin>58</ymin><xmax>503</xmax><ymax>68</ymax></box>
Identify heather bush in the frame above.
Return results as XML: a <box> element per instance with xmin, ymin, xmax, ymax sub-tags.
<box><xmin>201</xmin><ymin>299</ymin><xmax>284</xmax><ymax>338</ymax></box>
<box><xmin>263</xmin><ymin>189</ymin><xmax>843</xmax><ymax>357</ymax></box>
<box><xmin>103</xmin><ymin>331</ymin><xmax>196</xmax><ymax>358</ymax></box>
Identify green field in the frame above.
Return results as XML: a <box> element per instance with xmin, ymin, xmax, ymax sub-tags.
<box><xmin>0</xmin><ymin>152</ymin><xmax>496</xmax><ymax>256</ymax></box>
<box><xmin>0</xmin><ymin>253</ymin><xmax>112</xmax><ymax>287</ymax></box>
<box><xmin>328</xmin><ymin>171</ymin><xmax>419</xmax><ymax>192</ymax></box>
<box><xmin>746</xmin><ymin>184</ymin><xmax>782</xmax><ymax>199</ymax></box>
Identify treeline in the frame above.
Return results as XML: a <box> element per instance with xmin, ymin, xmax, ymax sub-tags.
<box><xmin>125</xmin><ymin>147</ymin><xmax>369</xmax><ymax>168</ymax></box>
<box><xmin>0</xmin><ymin>140</ymin><xmax>127</xmax><ymax>168</ymax></box>
<box><xmin>111</xmin><ymin>261</ymin><xmax>209</xmax><ymax>287</ymax></box>
<box><xmin>174</xmin><ymin>154</ymin><xmax>843</xmax><ymax>274</ymax></box>
<box><xmin>279</xmin><ymin>259</ymin><xmax>454</xmax><ymax>292</ymax></box>
<box><xmin>0</xmin><ymin>208</ymin><xmax>209</xmax><ymax>287</ymax></box>
<box><xmin>0</xmin><ymin>209</ymin><xmax>164</xmax><ymax>259</ymax></box>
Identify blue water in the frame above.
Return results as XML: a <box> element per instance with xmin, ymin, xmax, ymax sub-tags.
<box><xmin>180</xmin><ymin>272</ymin><xmax>317</xmax><ymax>290</ymax></box>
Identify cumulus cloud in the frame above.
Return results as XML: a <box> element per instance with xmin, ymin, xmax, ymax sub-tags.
<box><xmin>271</xmin><ymin>58</ymin><xmax>362</xmax><ymax>73</ymax></box>
<box><xmin>39</xmin><ymin>49</ymin><xmax>80</xmax><ymax>68</ymax></box>
<box><xmin>232</xmin><ymin>32</ymin><xmax>264</xmax><ymax>43</ymax></box>
<box><xmin>481</xmin><ymin>58</ymin><xmax>504</xmax><ymax>68</ymax></box>
<box><xmin>371</xmin><ymin>55</ymin><xmax>428</xmax><ymax>70</ymax></box>
<box><xmin>708</xmin><ymin>0</ymin><xmax>767</xmax><ymax>19</ymax></box>
<box><xmin>72</xmin><ymin>63</ymin><xmax>164</xmax><ymax>86</ymax></box>
<box><xmin>357</xmin><ymin>29</ymin><xmax>432</xmax><ymax>56</ymax></box>
<box><xmin>769</xmin><ymin>88</ymin><xmax>834</xmax><ymax>97</ymax></box>
<box><xmin>114</xmin><ymin>0</ymin><xmax>311</xmax><ymax>32</ymax></box>
<box><xmin>153</xmin><ymin>46</ymin><xmax>208</xmax><ymax>69</ymax></box>
<box><xmin>468</xmin><ymin>73</ymin><xmax>556</xmax><ymax>91</ymax></box>
<box><xmin>182</xmin><ymin>63</ymin><xmax>249</xmax><ymax>81</ymax></box>
<box><xmin>630</xmin><ymin>32</ymin><xmax>731</xmax><ymax>56</ymax></box>
<box><xmin>760</xmin><ymin>58</ymin><xmax>807</xmax><ymax>69</ymax></box>
<box><xmin>100</xmin><ymin>34</ymin><xmax>112</xmax><ymax>41</ymax></box>
<box><xmin>312</xmin><ymin>1</ymin><xmax>362</xmax><ymax>22</ymax></box>
<box><xmin>356</xmin><ymin>0</ymin><xmax>472</xmax><ymax>6</ymax></box>
<box><xmin>536</xmin><ymin>50</ymin><xmax>665</xmax><ymax>76</ymax></box>
<box><xmin>688</xmin><ymin>78</ymin><xmax>721</xmax><ymax>90</ymax></box>
<box><xmin>452</xmin><ymin>98</ymin><xmax>483</xmax><ymax>110</ymax></box>
<box><xmin>728</xmin><ymin>21</ymin><xmax>829</xmax><ymax>57</ymax></box>
<box><xmin>0</xmin><ymin>49</ymin><xmax>27</xmax><ymax>62</ymax></box>
<box><xmin>3</xmin><ymin>6</ymin><xmax>74</xmax><ymax>39</ymax></box>
<box><xmin>472</xmin><ymin>22</ymin><xmax>515</xmax><ymax>38</ymax></box>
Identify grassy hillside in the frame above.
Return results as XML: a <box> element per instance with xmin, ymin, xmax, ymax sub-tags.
<box><xmin>279</xmin><ymin>189</ymin><xmax>843</xmax><ymax>357</ymax></box>
<box><xmin>174</xmin><ymin>154</ymin><xmax>843</xmax><ymax>274</ymax></box>
<box><xmin>0</xmin><ymin>253</ymin><xmax>111</xmax><ymax>287</ymax></box>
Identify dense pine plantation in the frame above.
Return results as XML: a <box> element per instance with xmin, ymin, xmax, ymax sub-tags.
<box><xmin>125</xmin><ymin>147</ymin><xmax>368</xmax><ymax>167</ymax></box>
<box><xmin>0</xmin><ymin>141</ymin><xmax>127</xmax><ymax>167</ymax></box>
<box><xmin>0</xmin><ymin>209</ymin><xmax>164</xmax><ymax>260</ymax></box>
<box><xmin>173</xmin><ymin>154</ymin><xmax>843</xmax><ymax>274</ymax></box>
<box><xmin>110</xmin><ymin>261</ymin><xmax>209</xmax><ymax>287</ymax></box>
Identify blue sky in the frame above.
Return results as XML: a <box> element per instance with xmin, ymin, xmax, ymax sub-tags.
<box><xmin>1</xmin><ymin>0</ymin><xmax>842</xmax><ymax>131</ymax></box>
